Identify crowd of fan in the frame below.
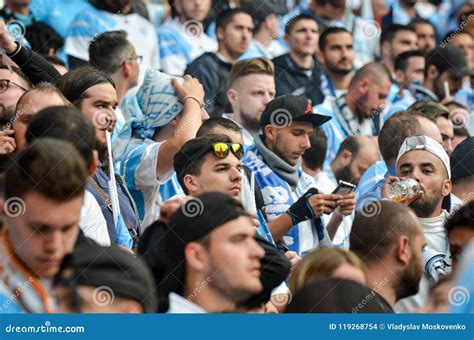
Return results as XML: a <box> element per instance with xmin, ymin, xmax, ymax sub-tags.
<box><xmin>0</xmin><ymin>0</ymin><xmax>473</xmax><ymax>314</ymax></box>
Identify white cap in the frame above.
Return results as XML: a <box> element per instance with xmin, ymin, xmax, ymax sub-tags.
<box><xmin>396</xmin><ymin>135</ymin><xmax>451</xmax><ymax>179</ymax></box>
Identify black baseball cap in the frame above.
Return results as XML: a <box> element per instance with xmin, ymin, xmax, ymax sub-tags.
<box><xmin>240</xmin><ymin>0</ymin><xmax>287</xmax><ymax>26</ymax></box>
<box><xmin>54</xmin><ymin>244</ymin><xmax>157</xmax><ymax>313</ymax></box>
<box><xmin>427</xmin><ymin>45</ymin><xmax>473</xmax><ymax>79</ymax></box>
<box><xmin>259</xmin><ymin>95</ymin><xmax>331</xmax><ymax>128</ymax></box>
<box><xmin>450</xmin><ymin>137</ymin><xmax>474</xmax><ymax>182</ymax></box>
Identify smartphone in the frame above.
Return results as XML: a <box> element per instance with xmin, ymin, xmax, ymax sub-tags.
<box><xmin>331</xmin><ymin>180</ymin><xmax>356</xmax><ymax>195</ymax></box>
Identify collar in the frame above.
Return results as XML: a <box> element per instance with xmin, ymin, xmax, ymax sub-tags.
<box><xmin>167</xmin><ymin>292</ymin><xmax>207</xmax><ymax>313</ymax></box>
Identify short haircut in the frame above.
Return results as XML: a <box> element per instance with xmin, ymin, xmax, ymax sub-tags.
<box><xmin>56</xmin><ymin>66</ymin><xmax>115</xmax><ymax>107</ymax></box>
<box><xmin>196</xmin><ymin>117</ymin><xmax>242</xmax><ymax>137</ymax></box>
<box><xmin>15</xmin><ymin>82</ymin><xmax>70</xmax><ymax>115</ymax></box>
<box><xmin>302</xmin><ymin>128</ymin><xmax>327</xmax><ymax>170</ymax></box>
<box><xmin>378</xmin><ymin>111</ymin><xmax>422</xmax><ymax>163</ymax></box>
<box><xmin>4</xmin><ymin>138</ymin><xmax>87</xmax><ymax>202</ymax></box>
<box><xmin>408</xmin><ymin>101</ymin><xmax>450</xmax><ymax>120</ymax></box>
<box><xmin>394</xmin><ymin>50</ymin><xmax>425</xmax><ymax>72</ymax></box>
<box><xmin>284</xmin><ymin>13</ymin><xmax>317</xmax><ymax>35</ymax></box>
<box><xmin>410</xmin><ymin>18</ymin><xmax>436</xmax><ymax>33</ymax></box>
<box><xmin>453</xmin><ymin>126</ymin><xmax>470</xmax><ymax>137</ymax></box>
<box><xmin>315</xmin><ymin>0</ymin><xmax>345</xmax><ymax>8</ymax></box>
<box><xmin>89</xmin><ymin>30</ymin><xmax>133</xmax><ymax>76</ymax></box>
<box><xmin>350</xmin><ymin>62</ymin><xmax>391</xmax><ymax>87</ymax></box>
<box><xmin>229</xmin><ymin>57</ymin><xmax>274</xmax><ymax>87</ymax></box>
<box><xmin>174</xmin><ymin>134</ymin><xmax>233</xmax><ymax>194</ymax></box>
<box><xmin>445</xmin><ymin>201</ymin><xmax>474</xmax><ymax>236</ymax></box>
<box><xmin>318</xmin><ymin>26</ymin><xmax>351</xmax><ymax>52</ymax></box>
<box><xmin>0</xmin><ymin>65</ymin><xmax>32</xmax><ymax>89</ymax></box>
<box><xmin>350</xmin><ymin>200</ymin><xmax>420</xmax><ymax>263</ymax></box>
<box><xmin>380</xmin><ymin>24</ymin><xmax>416</xmax><ymax>46</ymax></box>
<box><xmin>25</xmin><ymin>21</ymin><xmax>64</xmax><ymax>56</ymax></box>
<box><xmin>335</xmin><ymin>135</ymin><xmax>360</xmax><ymax>158</ymax></box>
<box><xmin>289</xmin><ymin>247</ymin><xmax>364</xmax><ymax>295</ymax></box>
<box><xmin>216</xmin><ymin>8</ymin><xmax>250</xmax><ymax>31</ymax></box>
<box><xmin>26</xmin><ymin>106</ymin><xmax>96</xmax><ymax>168</ymax></box>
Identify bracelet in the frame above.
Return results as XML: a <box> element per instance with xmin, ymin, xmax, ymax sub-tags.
<box><xmin>183</xmin><ymin>96</ymin><xmax>203</xmax><ymax>109</ymax></box>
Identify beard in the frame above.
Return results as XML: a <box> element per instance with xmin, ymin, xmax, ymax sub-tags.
<box><xmin>240</xmin><ymin>110</ymin><xmax>260</xmax><ymax>133</ymax></box>
<box><xmin>326</xmin><ymin>60</ymin><xmax>353</xmax><ymax>75</ymax></box>
<box><xmin>395</xmin><ymin>251</ymin><xmax>423</xmax><ymax>301</ymax></box>
<box><xmin>334</xmin><ymin>163</ymin><xmax>355</xmax><ymax>184</ymax></box>
<box><xmin>410</xmin><ymin>186</ymin><xmax>443</xmax><ymax>218</ymax></box>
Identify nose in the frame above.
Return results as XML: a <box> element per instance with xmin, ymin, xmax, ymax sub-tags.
<box><xmin>250</xmin><ymin>238</ymin><xmax>265</xmax><ymax>259</ymax></box>
<box><xmin>301</xmin><ymin>134</ymin><xmax>311</xmax><ymax>150</ymax></box>
<box><xmin>45</xmin><ymin>230</ymin><xmax>62</xmax><ymax>254</ymax></box>
<box><xmin>231</xmin><ymin>167</ymin><xmax>243</xmax><ymax>182</ymax></box>
<box><xmin>263</xmin><ymin>93</ymin><xmax>273</xmax><ymax>105</ymax></box>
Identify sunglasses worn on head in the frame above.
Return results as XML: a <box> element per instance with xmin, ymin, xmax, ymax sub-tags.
<box><xmin>210</xmin><ymin>142</ymin><xmax>244</xmax><ymax>159</ymax></box>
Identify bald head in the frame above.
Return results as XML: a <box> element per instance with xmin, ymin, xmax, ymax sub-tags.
<box><xmin>349</xmin><ymin>62</ymin><xmax>391</xmax><ymax>89</ymax></box>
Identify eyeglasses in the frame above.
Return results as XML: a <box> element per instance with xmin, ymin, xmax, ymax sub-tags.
<box><xmin>210</xmin><ymin>142</ymin><xmax>244</xmax><ymax>160</ymax></box>
<box><xmin>0</xmin><ymin>79</ymin><xmax>28</xmax><ymax>93</ymax></box>
<box><xmin>125</xmin><ymin>55</ymin><xmax>143</xmax><ymax>65</ymax></box>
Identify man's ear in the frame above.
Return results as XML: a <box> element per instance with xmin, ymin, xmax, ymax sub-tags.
<box><xmin>184</xmin><ymin>242</ymin><xmax>209</xmax><ymax>272</ymax></box>
<box><xmin>426</xmin><ymin>65</ymin><xmax>439</xmax><ymax>81</ymax></box>
<box><xmin>357</xmin><ymin>78</ymin><xmax>369</xmax><ymax>95</ymax></box>
<box><xmin>394</xmin><ymin>236</ymin><xmax>410</xmax><ymax>266</ymax></box>
<box><xmin>227</xmin><ymin>88</ymin><xmax>238</xmax><ymax>107</ymax></box>
<box><xmin>442</xmin><ymin>179</ymin><xmax>452</xmax><ymax>197</ymax></box>
<box><xmin>264</xmin><ymin>125</ymin><xmax>277</xmax><ymax>144</ymax></box>
<box><xmin>338</xmin><ymin>149</ymin><xmax>353</xmax><ymax>166</ymax></box>
<box><xmin>381</xmin><ymin>41</ymin><xmax>391</xmax><ymax>59</ymax></box>
<box><xmin>122</xmin><ymin>60</ymin><xmax>131</xmax><ymax>78</ymax></box>
<box><xmin>216</xmin><ymin>27</ymin><xmax>225</xmax><ymax>43</ymax></box>
<box><xmin>183</xmin><ymin>174</ymin><xmax>198</xmax><ymax>194</ymax></box>
<box><xmin>0</xmin><ymin>196</ymin><xmax>6</xmax><ymax>218</ymax></box>
<box><xmin>394</xmin><ymin>69</ymin><xmax>405</xmax><ymax>86</ymax></box>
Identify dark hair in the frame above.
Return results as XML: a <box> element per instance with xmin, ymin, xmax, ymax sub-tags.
<box><xmin>318</xmin><ymin>26</ymin><xmax>350</xmax><ymax>52</ymax></box>
<box><xmin>378</xmin><ymin>111</ymin><xmax>422</xmax><ymax>163</ymax></box>
<box><xmin>0</xmin><ymin>65</ymin><xmax>32</xmax><ymax>89</ymax></box>
<box><xmin>26</xmin><ymin>106</ymin><xmax>96</xmax><ymax>169</ymax></box>
<box><xmin>25</xmin><ymin>21</ymin><xmax>64</xmax><ymax>56</ymax></box>
<box><xmin>350</xmin><ymin>200</ymin><xmax>420</xmax><ymax>263</ymax></box>
<box><xmin>380</xmin><ymin>24</ymin><xmax>416</xmax><ymax>45</ymax></box>
<box><xmin>302</xmin><ymin>128</ymin><xmax>327</xmax><ymax>170</ymax></box>
<box><xmin>410</xmin><ymin>18</ymin><xmax>436</xmax><ymax>33</ymax></box>
<box><xmin>174</xmin><ymin>134</ymin><xmax>233</xmax><ymax>194</ymax></box>
<box><xmin>89</xmin><ymin>30</ymin><xmax>133</xmax><ymax>76</ymax></box>
<box><xmin>56</xmin><ymin>66</ymin><xmax>115</xmax><ymax>107</ymax></box>
<box><xmin>445</xmin><ymin>201</ymin><xmax>474</xmax><ymax>236</ymax></box>
<box><xmin>4</xmin><ymin>138</ymin><xmax>87</xmax><ymax>201</ymax></box>
<box><xmin>407</xmin><ymin>101</ymin><xmax>450</xmax><ymax>120</ymax></box>
<box><xmin>335</xmin><ymin>136</ymin><xmax>360</xmax><ymax>158</ymax></box>
<box><xmin>196</xmin><ymin>117</ymin><xmax>242</xmax><ymax>137</ymax></box>
<box><xmin>453</xmin><ymin>126</ymin><xmax>470</xmax><ymax>137</ymax></box>
<box><xmin>315</xmin><ymin>0</ymin><xmax>345</xmax><ymax>8</ymax></box>
<box><xmin>394</xmin><ymin>50</ymin><xmax>425</xmax><ymax>72</ymax></box>
<box><xmin>284</xmin><ymin>14</ymin><xmax>317</xmax><ymax>35</ymax></box>
<box><xmin>216</xmin><ymin>8</ymin><xmax>251</xmax><ymax>31</ymax></box>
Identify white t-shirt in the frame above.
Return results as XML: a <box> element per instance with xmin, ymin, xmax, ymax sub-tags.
<box><xmin>79</xmin><ymin>190</ymin><xmax>111</xmax><ymax>246</ymax></box>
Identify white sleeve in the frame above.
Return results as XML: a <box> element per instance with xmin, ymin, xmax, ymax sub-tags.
<box><xmin>79</xmin><ymin>190</ymin><xmax>111</xmax><ymax>246</ymax></box>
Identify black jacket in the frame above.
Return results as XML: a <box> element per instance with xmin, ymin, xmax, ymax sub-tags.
<box><xmin>185</xmin><ymin>52</ymin><xmax>232</xmax><ymax>117</ymax></box>
<box><xmin>272</xmin><ymin>53</ymin><xmax>325</xmax><ymax>106</ymax></box>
